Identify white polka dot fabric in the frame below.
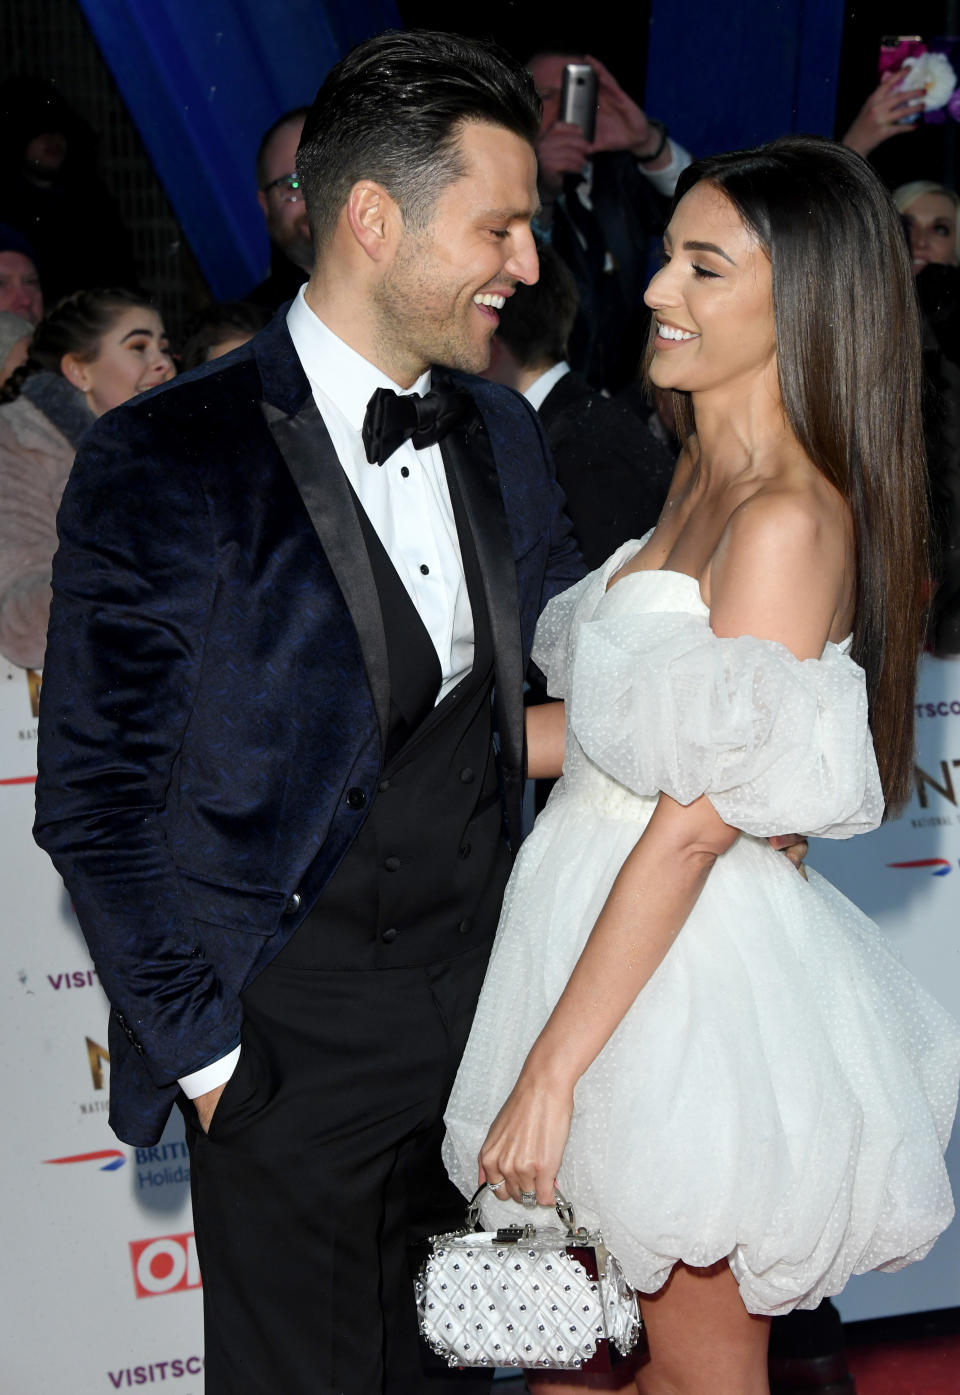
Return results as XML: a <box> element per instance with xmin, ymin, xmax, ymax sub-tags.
<box><xmin>443</xmin><ymin>539</ymin><xmax>960</xmax><ymax>1316</ymax></box>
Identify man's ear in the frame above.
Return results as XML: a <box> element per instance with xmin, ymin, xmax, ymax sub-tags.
<box><xmin>346</xmin><ymin>181</ymin><xmax>402</xmax><ymax>262</ymax></box>
<box><xmin>60</xmin><ymin>352</ymin><xmax>90</xmax><ymax>393</ymax></box>
<box><xmin>256</xmin><ymin>189</ymin><xmax>269</xmax><ymax>219</ymax></box>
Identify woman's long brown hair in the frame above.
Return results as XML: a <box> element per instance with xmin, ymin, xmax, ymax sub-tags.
<box><xmin>660</xmin><ymin>136</ymin><xmax>927</xmax><ymax>813</ymax></box>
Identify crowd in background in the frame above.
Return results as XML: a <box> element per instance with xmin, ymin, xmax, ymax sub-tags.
<box><xmin>0</xmin><ymin>52</ymin><xmax>958</xmax><ymax>677</ymax></box>
<box><xmin>0</xmin><ymin>38</ymin><xmax>957</xmax><ymax>1395</ymax></box>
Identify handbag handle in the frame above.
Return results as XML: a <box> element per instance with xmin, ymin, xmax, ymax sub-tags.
<box><xmin>466</xmin><ymin>1183</ymin><xmax>578</xmax><ymax>1235</ymax></box>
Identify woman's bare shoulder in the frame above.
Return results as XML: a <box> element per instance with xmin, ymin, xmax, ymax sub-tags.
<box><xmin>706</xmin><ymin>474</ymin><xmax>854</xmax><ymax>652</ymax></box>
<box><xmin>721</xmin><ymin>468</ymin><xmax>851</xmax><ymax>567</ymax></box>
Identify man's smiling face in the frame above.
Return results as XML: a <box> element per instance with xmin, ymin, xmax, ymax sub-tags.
<box><xmin>372</xmin><ymin>121</ymin><xmax>541</xmax><ymax>381</ymax></box>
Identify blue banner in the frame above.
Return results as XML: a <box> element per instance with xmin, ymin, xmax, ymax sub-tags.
<box><xmin>77</xmin><ymin>0</ymin><xmax>401</xmax><ymax>298</ymax></box>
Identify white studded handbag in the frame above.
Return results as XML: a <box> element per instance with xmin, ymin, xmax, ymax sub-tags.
<box><xmin>415</xmin><ymin>1187</ymin><xmax>641</xmax><ymax>1372</ymax></box>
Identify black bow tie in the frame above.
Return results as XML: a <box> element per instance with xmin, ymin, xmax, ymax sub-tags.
<box><xmin>362</xmin><ymin>385</ymin><xmax>475</xmax><ymax>466</ymax></box>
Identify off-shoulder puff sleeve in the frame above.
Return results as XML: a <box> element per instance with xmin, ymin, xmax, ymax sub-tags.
<box><xmin>530</xmin><ymin>567</ymin><xmax>597</xmax><ymax>697</ymax></box>
<box><xmin>568</xmin><ymin>610</ymin><xmax>885</xmax><ymax>839</ymax></box>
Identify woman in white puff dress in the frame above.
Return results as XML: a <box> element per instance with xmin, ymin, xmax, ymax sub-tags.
<box><xmin>443</xmin><ymin>137</ymin><xmax>960</xmax><ymax>1395</ymax></box>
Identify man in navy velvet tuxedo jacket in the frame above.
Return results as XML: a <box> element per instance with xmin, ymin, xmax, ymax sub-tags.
<box><xmin>35</xmin><ymin>30</ymin><xmax>583</xmax><ymax>1395</ymax></box>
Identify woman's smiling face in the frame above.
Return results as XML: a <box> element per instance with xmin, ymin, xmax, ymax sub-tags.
<box><xmin>64</xmin><ymin>306</ymin><xmax>175</xmax><ymax>417</ymax></box>
<box><xmin>644</xmin><ymin>181</ymin><xmax>776</xmax><ymax>402</ymax></box>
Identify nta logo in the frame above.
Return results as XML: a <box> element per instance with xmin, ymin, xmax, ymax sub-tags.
<box><xmin>914</xmin><ymin>759</ymin><xmax>960</xmax><ymax>808</ymax></box>
<box><xmin>87</xmin><ymin>1035</ymin><xmax>109</xmax><ymax>1090</ymax></box>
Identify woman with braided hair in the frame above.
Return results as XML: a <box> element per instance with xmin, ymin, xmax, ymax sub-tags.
<box><xmin>0</xmin><ymin>288</ymin><xmax>173</xmax><ymax>668</ymax></box>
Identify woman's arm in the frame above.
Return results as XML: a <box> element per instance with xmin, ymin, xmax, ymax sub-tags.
<box><xmin>840</xmin><ymin>73</ymin><xmax>925</xmax><ymax>158</ymax></box>
<box><xmin>481</xmin><ymin>493</ymin><xmax>847</xmax><ymax>1204</ymax></box>
<box><xmin>526</xmin><ymin>700</ymin><xmax>566</xmax><ymax>779</ymax></box>
<box><xmin>480</xmin><ymin>789</ymin><xmax>736</xmax><ymax>1203</ymax></box>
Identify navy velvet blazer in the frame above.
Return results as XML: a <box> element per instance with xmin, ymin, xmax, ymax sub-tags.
<box><xmin>34</xmin><ymin>313</ymin><xmax>584</xmax><ymax>1146</ymax></box>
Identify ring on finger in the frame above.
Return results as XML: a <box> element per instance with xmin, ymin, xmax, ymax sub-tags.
<box><xmin>520</xmin><ymin>1189</ymin><xmax>537</xmax><ymax>1208</ymax></box>
<box><xmin>488</xmin><ymin>1178</ymin><xmax>506</xmax><ymax>1191</ymax></box>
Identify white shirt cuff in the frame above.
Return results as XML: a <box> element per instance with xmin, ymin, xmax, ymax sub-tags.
<box><xmin>640</xmin><ymin>140</ymin><xmax>692</xmax><ymax>197</ymax></box>
<box><xmin>178</xmin><ymin>1045</ymin><xmax>241</xmax><ymax>1099</ymax></box>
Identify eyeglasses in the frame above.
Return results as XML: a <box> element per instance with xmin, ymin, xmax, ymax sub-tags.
<box><xmin>262</xmin><ymin>172</ymin><xmax>303</xmax><ymax>204</ymax></box>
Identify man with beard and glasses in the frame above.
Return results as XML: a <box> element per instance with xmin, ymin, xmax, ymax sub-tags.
<box><xmin>245</xmin><ymin>106</ymin><xmax>313</xmax><ymax>311</ymax></box>
<box><xmin>34</xmin><ymin>29</ymin><xmax>582</xmax><ymax>1395</ymax></box>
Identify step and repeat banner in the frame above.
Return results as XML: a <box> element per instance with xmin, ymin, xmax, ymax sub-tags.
<box><xmin>2</xmin><ymin>652</ymin><xmax>959</xmax><ymax>1390</ymax></box>
<box><xmin>810</xmin><ymin>654</ymin><xmax>960</xmax><ymax>1324</ymax></box>
<box><xmin>2</xmin><ymin>658</ymin><xmax>203</xmax><ymax>1394</ymax></box>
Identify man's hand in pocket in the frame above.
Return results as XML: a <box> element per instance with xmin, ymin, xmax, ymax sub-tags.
<box><xmin>195</xmin><ymin>1082</ymin><xmax>228</xmax><ymax>1135</ymax></box>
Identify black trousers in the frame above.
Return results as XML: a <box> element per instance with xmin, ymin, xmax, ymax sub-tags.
<box><xmin>184</xmin><ymin>942</ymin><xmax>495</xmax><ymax>1395</ymax></box>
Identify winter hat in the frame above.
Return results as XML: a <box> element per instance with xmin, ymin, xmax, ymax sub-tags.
<box><xmin>0</xmin><ymin>223</ymin><xmax>38</xmax><ymax>264</ymax></box>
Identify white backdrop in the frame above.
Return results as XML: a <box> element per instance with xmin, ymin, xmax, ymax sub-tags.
<box><xmin>2</xmin><ymin>657</ymin><xmax>203</xmax><ymax>1394</ymax></box>
<box><xmin>810</xmin><ymin>654</ymin><xmax>960</xmax><ymax>1323</ymax></box>
<box><xmin>2</xmin><ymin>652</ymin><xmax>958</xmax><ymax>1392</ymax></box>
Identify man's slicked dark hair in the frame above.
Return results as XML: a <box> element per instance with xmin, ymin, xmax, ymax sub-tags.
<box><xmin>297</xmin><ymin>29</ymin><xmax>541</xmax><ymax>254</ymax></box>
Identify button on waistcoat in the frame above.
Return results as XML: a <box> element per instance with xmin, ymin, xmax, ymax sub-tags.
<box><xmin>277</xmin><ymin>456</ymin><xmax>510</xmax><ymax>970</ymax></box>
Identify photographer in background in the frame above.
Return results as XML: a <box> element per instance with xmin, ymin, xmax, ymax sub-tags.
<box><xmin>527</xmin><ymin>51</ymin><xmax>690</xmax><ymax>392</ymax></box>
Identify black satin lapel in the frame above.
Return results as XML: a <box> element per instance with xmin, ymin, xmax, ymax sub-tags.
<box><xmin>440</xmin><ymin>421</ymin><xmax>525</xmax><ymax>800</ymax></box>
<box><xmin>262</xmin><ymin>398</ymin><xmax>390</xmax><ymax>744</ymax></box>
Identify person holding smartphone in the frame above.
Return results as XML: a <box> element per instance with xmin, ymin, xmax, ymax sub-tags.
<box><xmin>840</xmin><ymin>70</ymin><xmax>927</xmax><ymax>158</ymax></box>
<box><xmin>527</xmin><ymin>52</ymin><xmax>691</xmax><ymax>392</ymax></box>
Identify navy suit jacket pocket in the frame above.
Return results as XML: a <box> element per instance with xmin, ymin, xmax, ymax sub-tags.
<box><xmin>177</xmin><ymin>868</ymin><xmax>285</xmax><ymax>993</ymax></box>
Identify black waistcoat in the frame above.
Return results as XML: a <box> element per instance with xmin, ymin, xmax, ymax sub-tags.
<box><xmin>275</xmin><ymin>457</ymin><xmax>511</xmax><ymax>971</ymax></box>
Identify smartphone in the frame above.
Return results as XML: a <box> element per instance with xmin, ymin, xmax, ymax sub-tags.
<box><xmin>560</xmin><ymin>63</ymin><xmax>597</xmax><ymax>143</ymax></box>
<box><xmin>878</xmin><ymin>35</ymin><xmax>960</xmax><ymax>124</ymax></box>
<box><xmin>879</xmin><ymin>34</ymin><xmax>925</xmax><ymax>74</ymax></box>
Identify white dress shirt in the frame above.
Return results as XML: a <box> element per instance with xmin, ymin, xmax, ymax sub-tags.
<box><xmin>179</xmin><ymin>288</ymin><xmax>476</xmax><ymax>1101</ymax></box>
<box><xmin>524</xmin><ymin>361</ymin><xmax>571</xmax><ymax>413</ymax></box>
<box><xmin>636</xmin><ymin>138</ymin><xmax>692</xmax><ymax>198</ymax></box>
<box><xmin>575</xmin><ymin>138</ymin><xmax>692</xmax><ymax>209</ymax></box>
<box><xmin>287</xmin><ymin>288</ymin><xmax>475</xmax><ymax>703</ymax></box>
